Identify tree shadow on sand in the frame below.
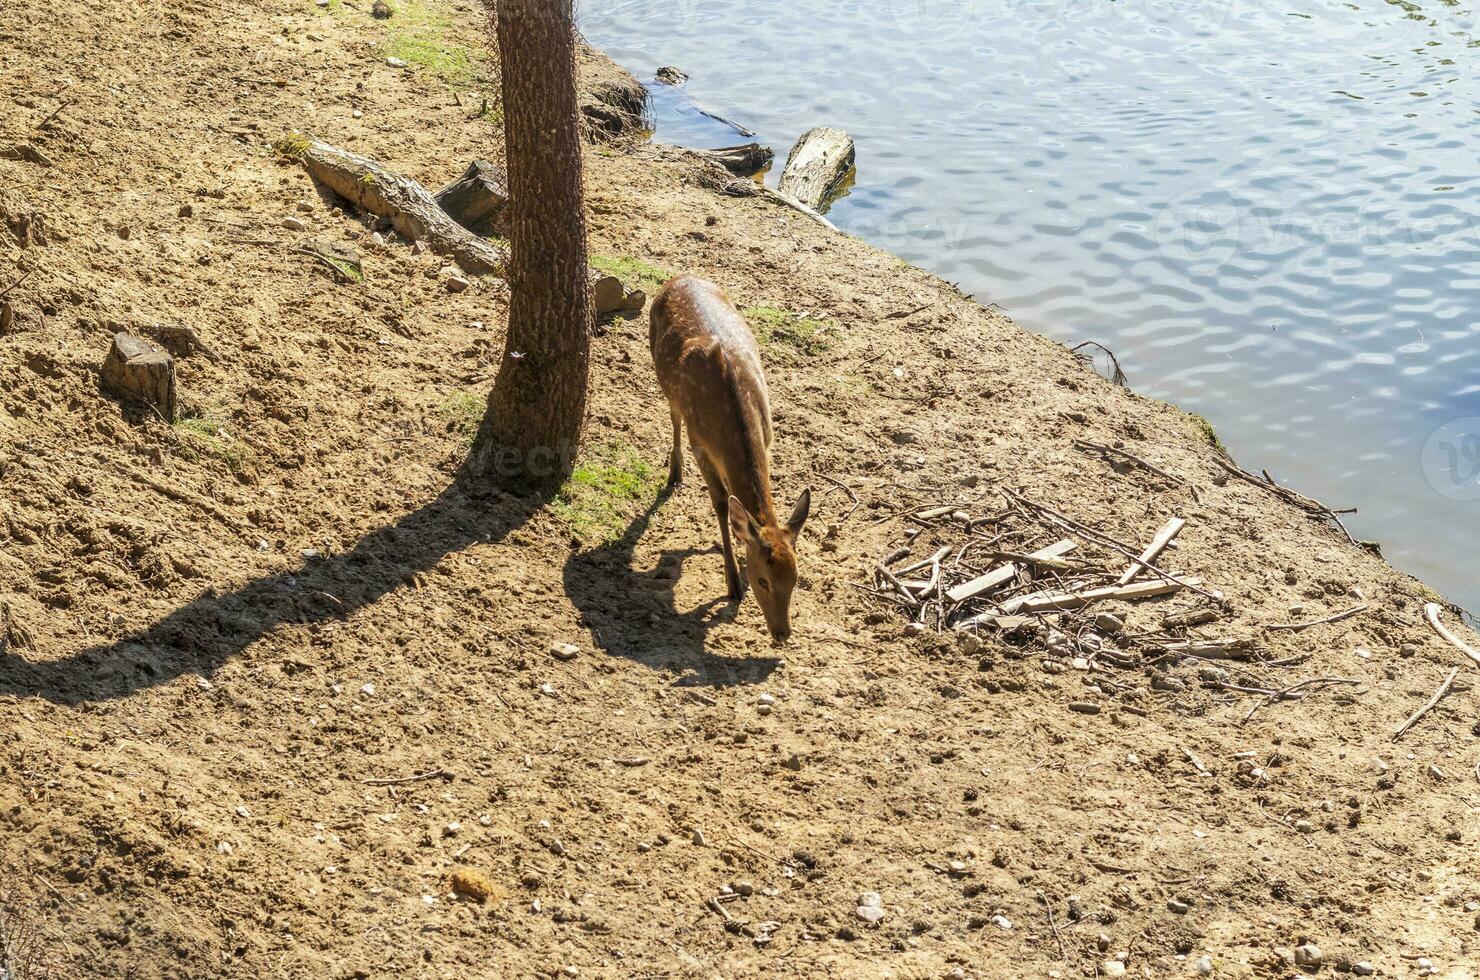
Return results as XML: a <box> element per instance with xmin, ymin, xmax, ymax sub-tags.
<box><xmin>562</xmin><ymin>491</ymin><xmax>779</xmax><ymax>688</ymax></box>
<box><xmin>0</xmin><ymin>465</ymin><xmax>548</xmax><ymax>705</ymax></box>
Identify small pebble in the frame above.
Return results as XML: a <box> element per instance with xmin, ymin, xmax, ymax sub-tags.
<box><xmin>352</xmin><ymin>108</ymin><xmax>364</xmax><ymax>118</ymax></box>
<box><xmin>1101</xmin><ymin>961</ymin><xmax>1126</xmax><ymax>978</ymax></box>
<box><xmin>858</xmin><ymin>891</ymin><xmax>882</xmax><ymax>908</ymax></box>
<box><xmin>1352</xmin><ymin>963</ymin><xmax>1374</xmax><ymax>977</ymax></box>
<box><xmin>360</xmin><ymin>682</ymin><xmax>375</xmax><ymax>696</ymax></box>
<box><xmin>371</xmin><ymin>231</ymin><xmax>385</xmax><ymax>247</ymax></box>
<box><xmin>757</xmin><ymin>704</ymin><xmax>773</xmax><ymax>716</ymax></box>
<box><xmin>1167</xmin><ymin>898</ymin><xmax>1191</xmax><ymax>914</ymax></box>
<box><xmin>990</xmin><ymin>915</ymin><xmax>1012</xmax><ymax>931</ymax></box>
<box><xmin>386</xmin><ymin>56</ymin><xmax>408</xmax><ymax>68</ymax></box>
<box><xmin>734</xmin><ymin>881</ymin><xmax>754</xmax><ymax>897</ymax></box>
<box><xmin>549</xmin><ymin>642</ymin><xmax>579</xmax><ymax>661</ymax></box>
<box><xmin>855</xmin><ymin>904</ymin><xmax>885</xmax><ymax>923</ymax></box>
<box><xmin>783</xmin><ymin>753</ymin><xmax>802</xmax><ymax>771</ymax></box>
<box><xmin>1294</xmin><ymin>943</ymin><xmax>1322</xmax><ymax>967</ymax></box>
<box><xmin>178</xmin><ymin>203</ymin><xmax>193</xmax><ymax>218</ymax></box>
<box><xmin>1288</xmin><ymin>603</ymin><xmax>1306</xmax><ymax>615</ymax></box>
<box><xmin>1295</xmin><ymin>819</ymin><xmax>1314</xmax><ymax>833</ymax></box>
<box><xmin>445</xmin><ymin>274</ymin><xmax>470</xmax><ymax>293</ymax></box>
<box><xmin>1400</xmin><ymin>643</ymin><xmax>1419</xmax><ymax>658</ymax></box>
<box><xmin>758</xmin><ymin>693</ymin><xmax>776</xmax><ymax>706</ymax></box>
<box><xmin>691</xmin><ymin>828</ymin><xmax>706</xmax><ymax>846</ymax></box>
<box><xmin>283</xmin><ymin>216</ymin><xmax>307</xmax><ymax>231</ymax></box>
<box><xmin>1195</xmin><ymin>955</ymin><xmax>1213</xmax><ymax>975</ymax></box>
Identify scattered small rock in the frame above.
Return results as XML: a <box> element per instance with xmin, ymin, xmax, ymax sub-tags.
<box><xmin>1167</xmin><ymin>898</ymin><xmax>1191</xmax><ymax>914</ymax></box>
<box><xmin>855</xmin><ymin>904</ymin><xmax>885</xmax><ymax>924</ymax></box>
<box><xmin>283</xmin><ymin>216</ymin><xmax>307</xmax><ymax>232</ymax></box>
<box><xmin>178</xmin><ymin>203</ymin><xmax>193</xmax><ymax>218</ymax></box>
<box><xmin>386</xmin><ymin>56</ymin><xmax>408</xmax><ymax>68</ymax></box>
<box><xmin>691</xmin><ymin>828</ymin><xmax>706</xmax><ymax>846</ymax></box>
<box><xmin>1094</xmin><ymin>612</ymin><xmax>1125</xmax><ymax>634</ymax></box>
<box><xmin>450</xmin><ymin>868</ymin><xmax>500</xmax><ymax>903</ymax></box>
<box><xmin>372</xmin><ymin>0</ymin><xmax>391</xmax><ymax>16</ymax></box>
<box><xmin>1102</xmin><ymin>961</ymin><xmax>1126</xmax><ymax>977</ymax></box>
<box><xmin>550</xmin><ymin>641</ymin><xmax>580</xmax><ymax>661</ymax></box>
<box><xmin>655</xmin><ymin>65</ymin><xmax>688</xmax><ymax>85</ymax></box>
<box><xmin>783</xmin><ymin>753</ymin><xmax>802</xmax><ymax>771</ymax></box>
<box><xmin>1352</xmin><ymin>963</ymin><xmax>1374</xmax><ymax>977</ymax></box>
<box><xmin>858</xmin><ymin>891</ymin><xmax>882</xmax><ymax>908</ymax></box>
<box><xmin>1196</xmin><ymin>954</ymin><xmax>1213</xmax><ymax>975</ymax></box>
<box><xmin>1294</xmin><ymin>943</ymin><xmax>1323</xmax><ymax>968</ymax></box>
<box><xmin>734</xmin><ymin>881</ymin><xmax>754</xmax><ymax>897</ymax></box>
<box><xmin>445</xmin><ymin>274</ymin><xmax>470</xmax><ymax>293</ymax></box>
<box><xmin>990</xmin><ymin>914</ymin><xmax>1012</xmax><ymax>931</ymax></box>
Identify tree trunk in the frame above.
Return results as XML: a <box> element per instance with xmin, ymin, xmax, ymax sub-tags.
<box><xmin>471</xmin><ymin>0</ymin><xmax>592</xmax><ymax>489</ymax></box>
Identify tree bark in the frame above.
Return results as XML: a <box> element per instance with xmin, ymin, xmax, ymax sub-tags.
<box><xmin>471</xmin><ymin>0</ymin><xmax>592</xmax><ymax>489</ymax></box>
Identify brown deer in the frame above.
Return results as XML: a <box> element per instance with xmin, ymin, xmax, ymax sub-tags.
<box><xmin>649</xmin><ymin>274</ymin><xmax>811</xmax><ymax>643</ymax></box>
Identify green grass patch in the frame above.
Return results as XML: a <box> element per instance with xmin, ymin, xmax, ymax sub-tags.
<box><xmin>174</xmin><ymin>414</ymin><xmax>254</xmax><ymax>475</ymax></box>
<box><xmin>379</xmin><ymin>0</ymin><xmax>483</xmax><ymax>85</ymax></box>
<box><xmin>742</xmin><ymin>305</ymin><xmax>834</xmax><ymax>356</ymax></box>
<box><xmin>439</xmin><ymin>389</ymin><xmax>485</xmax><ymax>444</ymax></box>
<box><xmin>552</xmin><ymin>443</ymin><xmax>662</xmax><ymax>545</ymax></box>
<box><xmin>589</xmin><ymin>254</ymin><xmax>672</xmax><ymax>294</ymax></box>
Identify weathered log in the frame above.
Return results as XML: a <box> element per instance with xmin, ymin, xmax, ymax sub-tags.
<box><xmin>694</xmin><ymin>143</ymin><xmax>773</xmax><ymax>177</ymax></box>
<box><xmin>778</xmin><ymin>126</ymin><xmax>855</xmax><ymax>210</ymax></box>
<box><xmin>284</xmin><ymin>135</ymin><xmax>507</xmax><ymax>277</ymax></box>
<box><xmin>283</xmin><ymin>135</ymin><xmax>640</xmax><ymax>316</ymax></box>
<box><xmin>434</xmin><ymin>159</ymin><xmax>509</xmax><ymax>236</ymax></box>
<box><xmin>102</xmin><ymin>333</ymin><xmax>177</xmax><ymax>422</ymax></box>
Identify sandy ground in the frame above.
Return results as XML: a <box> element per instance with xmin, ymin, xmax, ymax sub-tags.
<box><xmin>3</xmin><ymin>0</ymin><xmax>1480</xmax><ymax>977</ymax></box>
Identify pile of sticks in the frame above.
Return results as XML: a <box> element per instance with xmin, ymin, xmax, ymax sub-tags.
<box><xmin>858</xmin><ymin>487</ymin><xmax>1370</xmax><ymax>721</ymax></box>
<box><xmin>864</xmin><ymin>488</ymin><xmax>1209</xmax><ymax>638</ymax></box>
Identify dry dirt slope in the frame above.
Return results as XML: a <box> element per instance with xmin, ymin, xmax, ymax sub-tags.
<box><xmin>3</xmin><ymin>0</ymin><xmax>1480</xmax><ymax>977</ymax></box>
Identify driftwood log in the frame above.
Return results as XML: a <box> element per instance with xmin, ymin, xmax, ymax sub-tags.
<box><xmin>778</xmin><ymin>126</ymin><xmax>855</xmax><ymax>210</ymax></box>
<box><xmin>288</xmin><ymin>136</ymin><xmax>507</xmax><ymax>276</ymax></box>
<box><xmin>434</xmin><ymin>159</ymin><xmax>509</xmax><ymax>236</ymax></box>
<box><xmin>695</xmin><ymin>143</ymin><xmax>773</xmax><ymax>177</ymax></box>
<box><xmin>102</xmin><ymin>333</ymin><xmax>177</xmax><ymax>422</ymax></box>
<box><xmin>284</xmin><ymin>136</ymin><xmax>641</xmax><ymax>316</ymax></box>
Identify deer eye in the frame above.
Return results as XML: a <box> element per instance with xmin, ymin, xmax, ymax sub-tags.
<box><xmin>757</xmin><ymin>577</ymin><xmax>771</xmax><ymax>592</ymax></box>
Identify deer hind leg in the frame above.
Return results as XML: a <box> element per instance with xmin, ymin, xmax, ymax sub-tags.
<box><xmin>666</xmin><ymin>407</ymin><xmax>684</xmax><ymax>488</ymax></box>
<box><xmin>695</xmin><ymin>453</ymin><xmax>744</xmax><ymax>601</ymax></box>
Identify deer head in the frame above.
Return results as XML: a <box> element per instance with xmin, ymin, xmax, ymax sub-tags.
<box><xmin>728</xmin><ymin>490</ymin><xmax>811</xmax><ymax>643</ymax></box>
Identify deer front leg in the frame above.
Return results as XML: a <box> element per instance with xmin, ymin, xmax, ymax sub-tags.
<box><xmin>666</xmin><ymin>407</ymin><xmax>684</xmax><ymax>488</ymax></box>
<box><xmin>696</xmin><ymin>454</ymin><xmax>744</xmax><ymax>601</ymax></box>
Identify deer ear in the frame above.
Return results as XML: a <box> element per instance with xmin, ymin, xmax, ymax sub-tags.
<box><xmin>786</xmin><ymin>488</ymin><xmax>811</xmax><ymax>539</ymax></box>
<box><xmin>728</xmin><ymin>495</ymin><xmax>759</xmax><ymax>543</ymax></box>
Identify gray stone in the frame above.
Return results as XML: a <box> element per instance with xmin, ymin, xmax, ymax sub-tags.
<box><xmin>1294</xmin><ymin>943</ymin><xmax>1322</xmax><ymax>967</ymax></box>
<box><xmin>855</xmin><ymin>904</ymin><xmax>885</xmax><ymax>923</ymax></box>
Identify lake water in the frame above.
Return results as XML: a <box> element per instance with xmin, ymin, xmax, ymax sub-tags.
<box><xmin>578</xmin><ymin>0</ymin><xmax>1480</xmax><ymax>612</ymax></box>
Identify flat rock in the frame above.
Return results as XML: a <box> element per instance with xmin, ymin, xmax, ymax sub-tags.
<box><xmin>854</xmin><ymin>904</ymin><xmax>884</xmax><ymax>923</ymax></box>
